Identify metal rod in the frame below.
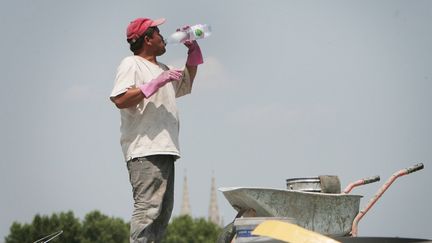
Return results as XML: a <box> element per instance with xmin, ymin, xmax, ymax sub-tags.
<box><xmin>33</xmin><ymin>230</ymin><xmax>63</xmax><ymax>243</ymax></box>
<box><xmin>350</xmin><ymin>163</ymin><xmax>424</xmax><ymax>237</ymax></box>
<box><xmin>343</xmin><ymin>176</ymin><xmax>380</xmax><ymax>194</ymax></box>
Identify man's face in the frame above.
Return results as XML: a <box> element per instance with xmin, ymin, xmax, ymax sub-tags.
<box><xmin>148</xmin><ymin>27</ymin><xmax>166</xmax><ymax>56</ymax></box>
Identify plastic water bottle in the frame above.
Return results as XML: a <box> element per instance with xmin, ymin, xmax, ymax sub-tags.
<box><xmin>165</xmin><ymin>24</ymin><xmax>212</xmax><ymax>44</ymax></box>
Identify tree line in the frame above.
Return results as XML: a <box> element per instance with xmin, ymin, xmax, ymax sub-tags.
<box><xmin>5</xmin><ymin>211</ymin><xmax>221</xmax><ymax>243</ymax></box>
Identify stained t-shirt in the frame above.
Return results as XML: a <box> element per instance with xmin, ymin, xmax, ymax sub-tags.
<box><xmin>110</xmin><ymin>55</ymin><xmax>192</xmax><ymax>161</ymax></box>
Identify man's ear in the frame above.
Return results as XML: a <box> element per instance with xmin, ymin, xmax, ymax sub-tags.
<box><xmin>144</xmin><ymin>35</ymin><xmax>152</xmax><ymax>46</ymax></box>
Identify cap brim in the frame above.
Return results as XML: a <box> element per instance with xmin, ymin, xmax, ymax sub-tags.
<box><xmin>150</xmin><ymin>18</ymin><xmax>166</xmax><ymax>27</ymax></box>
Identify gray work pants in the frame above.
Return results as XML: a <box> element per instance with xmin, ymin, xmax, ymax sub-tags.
<box><xmin>127</xmin><ymin>155</ymin><xmax>175</xmax><ymax>243</ymax></box>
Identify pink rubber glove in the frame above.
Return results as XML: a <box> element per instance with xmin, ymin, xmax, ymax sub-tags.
<box><xmin>178</xmin><ymin>26</ymin><xmax>204</xmax><ymax>66</ymax></box>
<box><xmin>185</xmin><ymin>40</ymin><xmax>203</xmax><ymax>66</ymax></box>
<box><xmin>139</xmin><ymin>69</ymin><xmax>183</xmax><ymax>98</ymax></box>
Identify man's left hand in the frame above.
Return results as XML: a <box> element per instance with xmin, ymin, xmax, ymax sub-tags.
<box><xmin>185</xmin><ymin>40</ymin><xmax>203</xmax><ymax>66</ymax></box>
<box><xmin>177</xmin><ymin>26</ymin><xmax>204</xmax><ymax>66</ymax></box>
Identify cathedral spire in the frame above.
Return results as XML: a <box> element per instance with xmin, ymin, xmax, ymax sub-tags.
<box><xmin>180</xmin><ymin>170</ymin><xmax>191</xmax><ymax>216</ymax></box>
<box><xmin>208</xmin><ymin>171</ymin><xmax>220</xmax><ymax>225</ymax></box>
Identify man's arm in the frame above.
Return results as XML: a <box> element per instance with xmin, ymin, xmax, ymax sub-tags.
<box><xmin>111</xmin><ymin>69</ymin><xmax>183</xmax><ymax>109</ymax></box>
<box><xmin>184</xmin><ymin>40</ymin><xmax>203</xmax><ymax>83</ymax></box>
<box><xmin>186</xmin><ymin>65</ymin><xmax>197</xmax><ymax>82</ymax></box>
<box><xmin>110</xmin><ymin>88</ymin><xmax>144</xmax><ymax>109</ymax></box>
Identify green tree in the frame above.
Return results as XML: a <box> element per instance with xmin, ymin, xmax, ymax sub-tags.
<box><xmin>4</xmin><ymin>210</ymin><xmax>128</xmax><ymax>243</ymax></box>
<box><xmin>80</xmin><ymin>210</ymin><xmax>129</xmax><ymax>243</ymax></box>
<box><xmin>5</xmin><ymin>211</ymin><xmax>221</xmax><ymax>243</ymax></box>
<box><xmin>4</xmin><ymin>222</ymin><xmax>32</xmax><ymax>243</ymax></box>
<box><xmin>162</xmin><ymin>215</ymin><xmax>222</xmax><ymax>243</ymax></box>
<box><xmin>5</xmin><ymin>211</ymin><xmax>81</xmax><ymax>243</ymax></box>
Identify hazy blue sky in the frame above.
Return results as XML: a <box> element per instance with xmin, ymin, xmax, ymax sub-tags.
<box><xmin>1</xmin><ymin>0</ymin><xmax>431</xmax><ymax>241</ymax></box>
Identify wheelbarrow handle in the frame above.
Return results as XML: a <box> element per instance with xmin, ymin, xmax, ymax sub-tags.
<box><xmin>342</xmin><ymin>175</ymin><xmax>380</xmax><ymax>194</ymax></box>
<box><xmin>363</xmin><ymin>175</ymin><xmax>381</xmax><ymax>185</ymax></box>
<box><xmin>351</xmin><ymin>162</ymin><xmax>425</xmax><ymax>237</ymax></box>
<box><xmin>405</xmin><ymin>163</ymin><xmax>424</xmax><ymax>174</ymax></box>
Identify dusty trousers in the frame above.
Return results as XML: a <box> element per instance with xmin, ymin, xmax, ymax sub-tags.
<box><xmin>127</xmin><ymin>155</ymin><xmax>175</xmax><ymax>243</ymax></box>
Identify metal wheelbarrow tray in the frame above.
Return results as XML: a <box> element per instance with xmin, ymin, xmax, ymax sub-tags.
<box><xmin>219</xmin><ymin>163</ymin><xmax>424</xmax><ymax>240</ymax></box>
<box><xmin>220</xmin><ymin>187</ymin><xmax>362</xmax><ymax>236</ymax></box>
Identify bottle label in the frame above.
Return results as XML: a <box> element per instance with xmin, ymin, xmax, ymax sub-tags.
<box><xmin>191</xmin><ymin>25</ymin><xmax>205</xmax><ymax>39</ymax></box>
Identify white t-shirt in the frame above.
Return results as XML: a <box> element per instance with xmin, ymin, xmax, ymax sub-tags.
<box><xmin>110</xmin><ymin>55</ymin><xmax>192</xmax><ymax>161</ymax></box>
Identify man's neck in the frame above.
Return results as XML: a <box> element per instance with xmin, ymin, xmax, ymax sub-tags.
<box><xmin>137</xmin><ymin>52</ymin><xmax>157</xmax><ymax>64</ymax></box>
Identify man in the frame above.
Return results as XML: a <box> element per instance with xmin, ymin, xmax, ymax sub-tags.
<box><xmin>110</xmin><ymin>17</ymin><xmax>203</xmax><ymax>243</ymax></box>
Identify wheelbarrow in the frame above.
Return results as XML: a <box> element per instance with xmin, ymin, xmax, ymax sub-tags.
<box><xmin>218</xmin><ymin>163</ymin><xmax>424</xmax><ymax>242</ymax></box>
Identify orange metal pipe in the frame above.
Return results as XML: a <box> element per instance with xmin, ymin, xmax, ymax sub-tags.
<box><xmin>343</xmin><ymin>176</ymin><xmax>380</xmax><ymax>194</ymax></box>
<box><xmin>350</xmin><ymin>163</ymin><xmax>424</xmax><ymax>237</ymax></box>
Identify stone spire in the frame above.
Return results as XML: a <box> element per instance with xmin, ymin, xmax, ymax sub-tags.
<box><xmin>180</xmin><ymin>171</ymin><xmax>191</xmax><ymax>216</ymax></box>
<box><xmin>208</xmin><ymin>172</ymin><xmax>220</xmax><ymax>225</ymax></box>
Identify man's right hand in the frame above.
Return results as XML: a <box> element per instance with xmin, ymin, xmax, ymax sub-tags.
<box><xmin>156</xmin><ymin>69</ymin><xmax>183</xmax><ymax>86</ymax></box>
<box><xmin>139</xmin><ymin>69</ymin><xmax>183</xmax><ymax>98</ymax></box>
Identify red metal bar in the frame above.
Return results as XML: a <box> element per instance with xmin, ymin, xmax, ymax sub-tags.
<box><xmin>343</xmin><ymin>176</ymin><xmax>380</xmax><ymax>194</ymax></box>
<box><xmin>343</xmin><ymin>179</ymin><xmax>366</xmax><ymax>194</ymax></box>
<box><xmin>350</xmin><ymin>163</ymin><xmax>424</xmax><ymax>237</ymax></box>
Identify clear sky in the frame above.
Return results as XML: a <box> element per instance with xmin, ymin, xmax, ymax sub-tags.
<box><xmin>1</xmin><ymin>0</ymin><xmax>431</xmax><ymax>241</ymax></box>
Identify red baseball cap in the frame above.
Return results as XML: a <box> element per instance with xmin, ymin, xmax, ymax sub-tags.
<box><xmin>126</xmin><ymin>17</ymin><xmax>166</xmax><ymax>42</ymax></box>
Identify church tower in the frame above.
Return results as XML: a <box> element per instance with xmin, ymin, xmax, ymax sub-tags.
<box><xmin>180</xmin><ymin>171</ymin><xmax>191</xmax><ymax>216</ymax></box>
<box><xmin>208</xmin><ymin>172</ymin><xmax>221</xmax><ymax>225</ymax></box>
